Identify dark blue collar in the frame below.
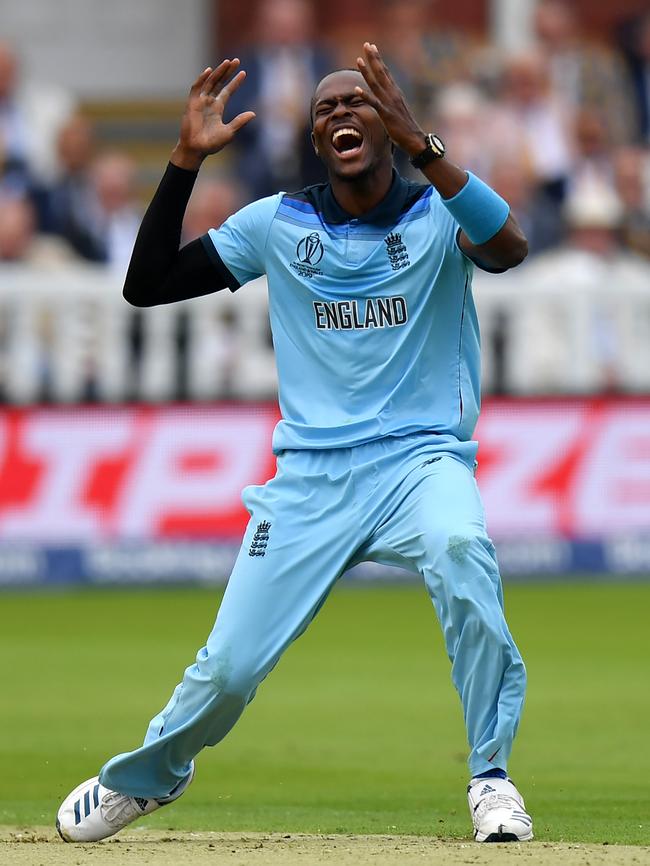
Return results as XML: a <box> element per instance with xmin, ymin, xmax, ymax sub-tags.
<box><xmin>292</xmin><ymin>171</ymin><xmax>429</xmax><ymax>228</ymax></box>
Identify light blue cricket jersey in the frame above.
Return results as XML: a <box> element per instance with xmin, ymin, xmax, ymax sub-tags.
<box><xmin>202</xmin><ymin>171</ymin><xmax>481</xmax><ymax>454</ymax></box>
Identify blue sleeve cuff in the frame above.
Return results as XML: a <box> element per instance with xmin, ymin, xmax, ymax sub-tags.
<box><xmin>200</xmin><ymin>234</ymin><xmax>241</xmax><ymax>292</ymax></box>
<box><xmin>442</xmin><ymin>172</ymin><xmax>510</xmax><ymax>246</ymax></box>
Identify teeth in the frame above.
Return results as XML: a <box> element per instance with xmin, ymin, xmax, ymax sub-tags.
<box><xmin>332</xmin><ymin>128</ymin><xmax>362</xmax><ymax>143</ymax></box>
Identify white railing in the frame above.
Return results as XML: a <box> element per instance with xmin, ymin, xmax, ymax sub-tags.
<box><xmin>0</xmin><ymin>266</ymin><xmax>277</xmax><ymax>403</ymax></box>
<box><xmin>2</xmin><ymin>255</ymin><xmax>650</xmax><ymax>403</ymax></box>
<box><xmin>474</xmin><ymin>253</ymin><xmax>650</xmax><ymax>394</ymax></box>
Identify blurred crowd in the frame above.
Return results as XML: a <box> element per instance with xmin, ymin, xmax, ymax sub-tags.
<box><xmin>2</xmin><ymin>0</ymin><xmax>650</xmax><ymax>400</ymax></box>
<box><xmin>2</xmin><ymin>0</ymin><xmax>650</xmax><ymax>268</ymax></box>
<box><xmin>0</xmin><ymin>32</ymin><xmax>249</xmax><ymax>275</ymax></box>
<box><xmin>223</xmin><ymin>0</ymin><xmax>650</xmax><ymax>263</ymax></box>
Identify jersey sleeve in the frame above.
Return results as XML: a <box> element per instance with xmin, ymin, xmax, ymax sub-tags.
<box><xmin>431</xmin><ymin>189</ymin><xmax>507</xmax><ymax>275</ymax></box>
<box><xmin>203</xmin><ymin>193</ymin><xmax>282</xmax><ymax>290</ymax></box>
<box><xmin>429</xmin><ymin>190</ymin><xmax>475</xmax><ymax>277</ymax></box>
<box><xmin>434</xmin><ymin>190</ymin><xmax>507</xmax><ymax>275</ymax></box>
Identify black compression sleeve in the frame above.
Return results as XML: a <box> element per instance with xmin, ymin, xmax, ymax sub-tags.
<box><xmin>122</xmin><ymin>162</ymin><xmax>238</xmax><ymax>307</ymax></box>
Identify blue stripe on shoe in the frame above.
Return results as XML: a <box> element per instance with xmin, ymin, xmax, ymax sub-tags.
<box><xmin>74</xmin><ymin>800</ymin><xmax>81</xmax><ymax>825</ymax></box>
<box><xmin>83</xmin><ymin>789</ymin><xmax>90</xmax><ymax>817</ymax></box>
<box><xmin>93</xmin><ymin>783</ymin><xmax>100</xmax><ymax>809</ymax></box>
<box><xmin>512</xmin><ymin>813</ymin><xmax>532</xmax><ymax>824</ymax></box>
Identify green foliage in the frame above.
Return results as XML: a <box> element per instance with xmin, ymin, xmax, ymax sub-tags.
<box><xmin>0</xmin><ymin>582</ymin><xmax>648</xmax><ymax>844</ymax></box>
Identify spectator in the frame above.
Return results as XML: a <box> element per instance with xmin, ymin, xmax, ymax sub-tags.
<box><xmin>0</xmin><ymin>40</ymin><xmax>76</xmax><ymax>188</ymax></box>
<box><xmin>489</xmin><ymin>155</ymin><xmax>563</xmax><ymax>257</ymax></box>
<box><xmin>44</xmin><ymin>113</ymin><xmax>105</xmax><ymax>261</ymax></box>
<box><xmin>534</xmin><ymin>1</ymin><xmax>636</xmax><ymax>145</ymax></box>
<box><xmin>619</xmin><ymin>11</ymin><xmax>650</xmax><ymax>143</ymax></box>
<box><xmin>614</xmin><ymin>146</ymin><xmax>650</xmax><ymax>259</ymax></box>
<box><xmin>570</xmin><ymin>107</ymin><xmax>615</xmax><ymax>195</ymax></box>
<box><xmin>226</xmin><ymin>0</ymin><xmax>331</xmax><ymax>199</ymax></box>
<box><xmin>0</xmin><ymin>43</ymin><xmax>31</xmax><ymax>198</ymax></box>
<box><xmin>0</xmin><ymin>119</ymin><xmax>30</xmax><ymax>199</ymax></box>
<box><xmin>491</xmin><ymin>51</ymin><xmax>573</xmax><ymax>202</ymax></box>
<box><xmin>430</xmin><ymin>83</ymin><xmax>492</xmax><ymax>183</ymax></box>
<box><xmin>379</xmin><ymin>0</ymin><xmax>473</xmax><ymax>122</ymax></box>
<box><xmin>90</xmin><ymin>151</ymin><xmax>141</xmax><ymax>274</ymax></box>
<box><xmin>562</xmin><ymin>180</ymin><xmax>624</xmax><ymax>257</ymax></box>
<box><xmin>182</xmin><ymin>176</ymin><xmax>244</xmax><ymax>243</ymax></box>
<box><xmin>0</xmin><ymin>195</ymin><xmax>74</xmax><ymax>266</ymax></box>
<box><xmin>41</xmin><ymin>147</ymin><xmax>140</xmax><ymax>272</ymax></box>
<box><xmin>514</xmin><ymin>179</ymin><xmax>650</xmax><ymax>393</ymax></box>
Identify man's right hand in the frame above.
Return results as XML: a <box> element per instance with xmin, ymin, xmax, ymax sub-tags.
<box><xmin>171</xmin><ymin>59</ymin><xmax>256</xmax><ymax>171</ymax></box>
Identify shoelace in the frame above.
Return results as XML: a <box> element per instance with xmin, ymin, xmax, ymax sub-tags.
<box><xmin>474</xmin><ymin>792</ymin><xmax>525</xmax><ymax>822</ymax></box>
<box><xmin>101</xmin><ymin>791</ymin><xmax>146</xmax><ymax>827</ymax></box>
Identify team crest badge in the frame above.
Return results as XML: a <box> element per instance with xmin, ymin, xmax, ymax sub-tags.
<box><xmin>384</xmin><ymin>232</ymin><xmax>410</xmax><ymax>270</ymax></box>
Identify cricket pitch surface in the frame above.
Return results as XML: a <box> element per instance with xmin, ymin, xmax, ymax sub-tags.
<box><xmin>2</xmin><ymin>828</ymin><xmax>648</xmax><ymax>865</ymax></box>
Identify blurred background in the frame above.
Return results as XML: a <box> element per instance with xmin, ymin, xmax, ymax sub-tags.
<box><xmin>1</xmin><ymin>0</ymin><xmax>650</xmax><ymax>586</ymax></box>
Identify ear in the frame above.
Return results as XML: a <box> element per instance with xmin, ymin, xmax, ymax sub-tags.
<box><xmin>311</xmin><ymin>130</ymin><xmax>319</xmax><ymax>156</ymax></box>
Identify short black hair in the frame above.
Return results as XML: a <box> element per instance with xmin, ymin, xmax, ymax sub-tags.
<box><xmin>309</xmin><ymin>68</ymin><xmax>364</xmax><ymax>126</ymax></box>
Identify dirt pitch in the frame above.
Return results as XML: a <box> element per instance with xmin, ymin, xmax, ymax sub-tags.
<box><xmin>2</xmin><ymin>828</ymin><xmax>649</xmax><ymax>866</ymax></box>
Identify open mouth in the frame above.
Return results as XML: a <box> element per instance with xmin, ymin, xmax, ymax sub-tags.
<box><xmin>331</xmin><ymin>127</ymin><xmax>364</xmax><ymax>159</ymax></box>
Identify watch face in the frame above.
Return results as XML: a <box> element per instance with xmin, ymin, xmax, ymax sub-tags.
<box><xmin>410</xmin><ymin>133</ymin><xmax>445</xmax><ymax>168</ymax></box>
<box><xmin>427</xmin><ymin>134</ymin><xmax>445</xmax><ymax>156</ymax></box>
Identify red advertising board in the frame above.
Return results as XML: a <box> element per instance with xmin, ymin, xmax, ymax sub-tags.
<box><xmin>0</xmin><ymin>399</ymin><xmax>649</xmax><ymax>542</ymax></box>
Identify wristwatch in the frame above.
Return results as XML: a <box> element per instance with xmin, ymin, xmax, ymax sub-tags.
<box><xmin>410</xmin><ymin>133</ymin><xmax>446</xmax><ymax>169</ymax></box>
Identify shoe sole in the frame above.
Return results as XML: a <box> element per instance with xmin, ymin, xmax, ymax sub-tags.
<box><xmin>482</xmin><ymin>832</ymin><xmax>523</xmax><ymax>842</ymax></box>
<box><xmin>477</xmin><ymin>829</ymin><xmax>534</xmax><ymax>843</ymax></box>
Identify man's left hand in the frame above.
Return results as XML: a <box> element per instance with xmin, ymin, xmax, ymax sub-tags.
<box><xmin>355</xmin><ymin>42</ymin><xmax>425</xmax><ymax>158</ymax></box>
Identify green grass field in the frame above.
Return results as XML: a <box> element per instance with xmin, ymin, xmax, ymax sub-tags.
<box><xmin>1</xmin><ymin>582</ymin><xmax>648</xmax><ymax>845</ymax></box>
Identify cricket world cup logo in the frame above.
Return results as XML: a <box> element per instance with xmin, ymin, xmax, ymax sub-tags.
<box><xmin>296</xmin><ymin>232</ymin><xmax>324</xmax><ymax>265</ymax></box>
<box><xmin>291</xmin><ymin>231</ymin><xmax>325</xmax><ymax>278</ymax></box>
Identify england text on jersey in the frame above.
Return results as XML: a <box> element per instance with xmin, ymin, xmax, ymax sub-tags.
<box><xmin>313</xmin><ymin>296</ymin><xmax>408</xmax><ymax>331</ymax></box>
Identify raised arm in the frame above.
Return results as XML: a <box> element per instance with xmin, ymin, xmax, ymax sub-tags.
<box><xmin>123</xmin><ymin>60</ymin><xmax>255</xmax><ymax>307</ymax></box>
<box><xmin>355</xmin><ymin>43</ymin><xmax>527</xmax><ymax>272</ymax></box>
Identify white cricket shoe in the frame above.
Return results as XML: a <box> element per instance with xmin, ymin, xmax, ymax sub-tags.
<box><xmin>467</xmin><ymin>776</ymin><xmax>533</xmax><ymax>842</ymax></box>
<box><xmin>56</xmin><ymin>762</ymin><xmax>194</xmax><ymax>842</ymax></box>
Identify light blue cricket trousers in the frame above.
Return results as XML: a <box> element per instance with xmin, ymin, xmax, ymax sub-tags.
<box><xmin>100</xmin><ymin>433</ymin><xmax>526</xmax><ymax>798</ymax></box>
